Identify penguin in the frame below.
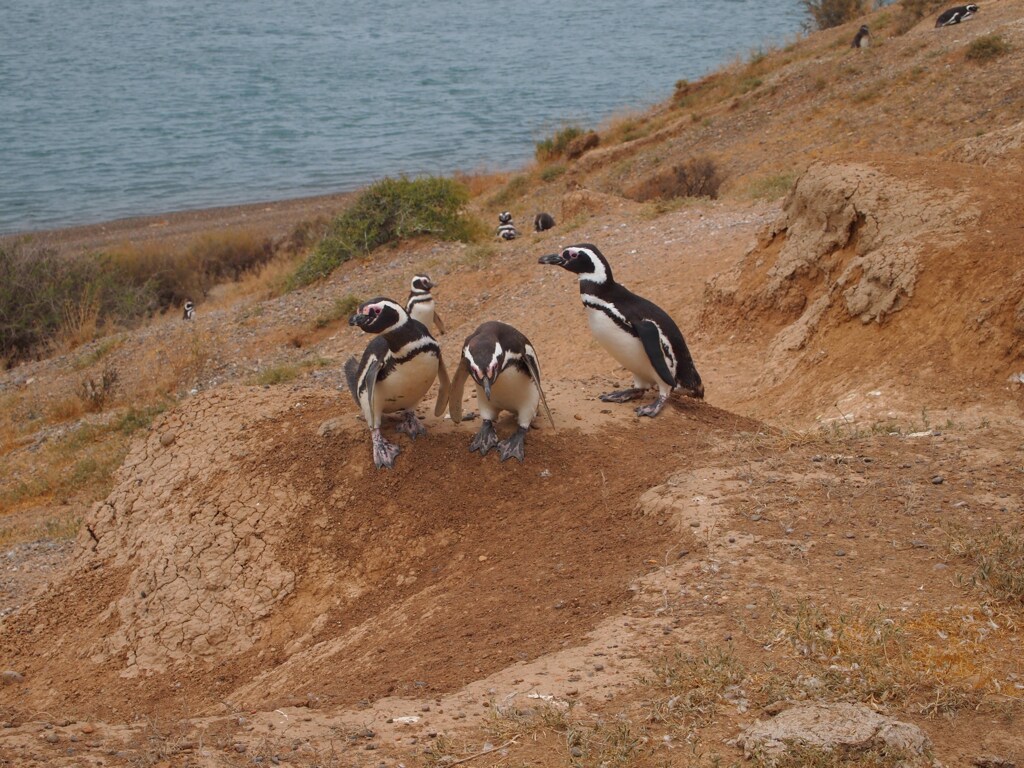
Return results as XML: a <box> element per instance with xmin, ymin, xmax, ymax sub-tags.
<box><xmin>449</xmin><ymin>321</ymin><xmax>555</xmax><ymax>462</ymax></box>
<box><xmin>935</xmin><ymin>4</ymin><xmax>978</xmax><ymax>27</ymax></box>
<box><xmin>534</xmin><ymin>212</ymin><xmax>556</xmax><ymax>232</ymax></box>
<box><xmin>496</xmin><ymin>211</ymin><xmax>519</xmax><ymax>241</ymax></box>
<box><xmin>538</xmin><ymin>243</ymin><xmax>703</xmax><ymax>417</ymax></box>
<box><xmin>344</xmin><ymin>298</ymin><xmax>450</xmax><ymax>469</ymax></box>
<box><xmin>406</xmin><ymin>273</ymin><xmax>446</xmax><ymax>335</ymax></box>
<box><xmin>851</xmin><ymin>25</ymin><xmax>870</xmax><ymax>49</ymax></box>
<box><xmin>183</xmin><ymin>299</ymin><xmax>195</xmax><ymax>321</ymax></box>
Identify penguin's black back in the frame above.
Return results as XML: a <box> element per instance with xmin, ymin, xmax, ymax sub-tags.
<box><xmin>586</xmin><ymin>280</ymin><xmax>703</xmax><ymax>396</ymax></box>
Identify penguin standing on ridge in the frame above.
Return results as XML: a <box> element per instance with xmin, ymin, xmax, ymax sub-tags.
<box><xmin>344</xmin><ymin>298</ymin><xmax>450</xmax><ymax>469</ymax></box>
<box><xmin>449</xmin><ymin>321</ymin><xmax>554</xmax><ymax>462</ymax></box>
<box><xmin>183</xmin><ymin>299</ymin><xmax>196</xmax><ymax>321</ymax></box>
<box><xmin>851</xmin><ymin>25</ymin><xmax>870</xmax><ymax>49</ymax></box>
<box><xmin>534</xmin><ymin>212</ymin><xmax>556</xmax><ymax>232</ymax></box>
<box><xmin>496</xmin><ymin>212</ymin><xmax>519</xmax><ymax>240</ymax></box>
<box><xmin>935</xmin><ymin>4</ymin><xmax>978</xmax><ymax>27</ymax></box>
<box><xmin>406</xmin><ymin>274</ymin><xmax>446</xmax><ymax>335</ymax></box>
<box><xmin>538</xmin><ymin>243</ymin><xmax>703</xmax><ymax>417</ymax></box>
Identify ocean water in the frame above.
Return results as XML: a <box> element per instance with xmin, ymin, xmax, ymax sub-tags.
<box><xmin>0</xmin><ymin>0</ymin><xmax>805</xmax><ymax>235</ymax></box>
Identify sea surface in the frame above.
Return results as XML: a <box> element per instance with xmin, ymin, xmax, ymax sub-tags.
<box><xmin>0</xmin><ymin>0</ymin><xmax>805</xmax><ymax>235</ymax></box>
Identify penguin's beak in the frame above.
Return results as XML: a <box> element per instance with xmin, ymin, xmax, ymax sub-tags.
<box><xmin>349</xmin><ymin>312</ymin><xmax>368</xmax><ymax>327</ymax></box>
<box><xmin>482</xmin><ymin>377</ymin><xmax>492</xmax><ymax>401</ymax></box>
<box><xmin>538</xmin><ymin>253</ymin><xmax>566</xmax><ymax>267</ymax></box>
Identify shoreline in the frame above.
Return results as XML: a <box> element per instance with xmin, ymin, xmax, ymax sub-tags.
<box><xmin>3</xmin><ymin>190</ymin><xmax>356</xmax><ymax>255</ymax></box>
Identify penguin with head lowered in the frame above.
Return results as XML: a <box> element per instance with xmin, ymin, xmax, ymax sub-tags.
<box><xmin>496</xmin><ymin>211</ymin><xmax>519</xmax><ymax>240</ymax></box>
<box><xmin>539</xmin><ymin>243</ymin><xmax>703</xmax><ymax>417</ymax></box>
<box><xmin>449</xmin><ymin>321</ymin><xmax>554</xmax><ymax>462</ymax></box>
<box><xmin>936</xmin><ymin>4</ymin><xmax>978</xmax><ymax>26</ymax></box>
<box><xmin>344</xmin><ymin>298</ymin><xmax>450</xmax><ymax>469</ymax></box>
<box><xmin>406</xmin><ymin>273</ymin><xmax>446</xmax><ymax>335</ymax></box>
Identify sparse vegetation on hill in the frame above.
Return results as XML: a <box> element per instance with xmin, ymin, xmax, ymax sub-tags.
<box><xmin>0</xmin><ymin>231</ymin><xmax>280</xmax><ymax>365</ymax></box>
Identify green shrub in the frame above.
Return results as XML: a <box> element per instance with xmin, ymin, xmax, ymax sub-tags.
<box><xmin>288</xmin><ymin>177</ymin><xmax>476</xmax><ymax>290</ymax></box>
<box><xmin>535</xmin><ymin>125</ymin><xmax>585</xmax><ymax>162</ymax></box>
<box><xmin>314</xmin><ymin>295</ymin><xmax>362</xmax><ymax>328</ymax></box>
<box><xmin>540</xmin><ymin>164</ymin><xmax>567</xmax><ymax>183</ymax></box>
<box><xmin>801</xmin><ymin>0</ymin><xmax>869</xmax><ymax>30</ymax></box>
<box><xmin>965</xmin><ymin>34</ymin><xmax>1010</xmax><ymax>62</ymax></box>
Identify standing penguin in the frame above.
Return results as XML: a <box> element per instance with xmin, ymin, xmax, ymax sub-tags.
<box><xmin>344</xmin><ymin>298</ymin><xmax>450</xmax><ymax>469</ymax></box>
<box><xmin>538</xmin><ymin>243</ymin><xmax>703</xmax><ymax>417</ymax></box>
<box><xmin>449</xmin><ymin>321</ymin><xmax>554</xmax><ymax>462</ymax></box>
<box><xmin>183</xmin><ymin>299</ymin><xmax>196</xmax><ymax>321</ymax></box>
<box><xmin>406</xmin><ymin>274</ymin><xmax>446</xmax><ymax>335</ymax></box>
<box><xmin>851</xmin><ymin>25</ymin><xmax>870</xmax><ymax>48</ymax></box>
<box><xmin>534</xmin><ymin>212</ymin><xmax>556</xmax><ymax>232</ymax></box>
<box><xmin>935</xmin><ymin>4</ymin><xmax>978</xmax><ymax>26</ymax></box>
<box><xmin>496</xmin><ymin>212</ymin><xmax>519</xmax><ymax>240</ymax></box>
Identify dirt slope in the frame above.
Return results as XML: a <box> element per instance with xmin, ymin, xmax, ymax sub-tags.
<box><xmin>2</xmin><ymin>4</ymin><xmax>1024</xmax><ymax>767</ymax></box>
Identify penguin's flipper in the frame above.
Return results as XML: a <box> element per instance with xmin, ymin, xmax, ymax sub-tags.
<box><xmin>524</xmin><ymin>344</ymin><xmax>555</xmax><ymax>428</ymax></box>
<box><xmin>448</xmin><ymin>358</ymin><xmax>471</xmax><ymax>423</ymax></box>
<box><xmin>434</xmin><ymin>353</ymin><xmax>451</xmax><ymax>417</ymax></box>
<box><xmin>361</xmin><ymin>357</ymin><xmax>382</xmax><ymax>423</ymax></box>
<box><xmin>635</xmin><ymin>320</ymin><xmax>676</xmax><ymax>389</ymax></box>
<box><xmin>343</xmin><ymin>357</ymin><xmax>361</xmax><ymax>406</ymax></box>
<box><xmin>434</xmin><ymin>311</ymin><xmax>447</xmax><ymax>336</ymax></box>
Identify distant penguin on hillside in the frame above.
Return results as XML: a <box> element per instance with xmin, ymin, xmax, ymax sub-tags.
<box><xmin>496</xmin><ymin>211</ymin><xmax>519</xmax><ymax>241</ymax></box>
<box><xmin>935</xmin><ymin>4</ymin><xmax>978</xmax><ymax>27</ymax></box>
<box><xmin>851</xmin><ymin>25</ymin><xmax>870</xmax><ymax>49</ymax></box>
<box><xmin>406</xmin><ymin>273</ymin><xmax>446</xmax><ymax>335</ymax></box>
<box><xmin>534</xmin><ymin>212</ymin><xmax>556</xmax><ymax>232</ymax></box>
<box><xmin>183</xmin><ymin>299</ymin><xmax>195</xmax><ymax>321</ymax></box>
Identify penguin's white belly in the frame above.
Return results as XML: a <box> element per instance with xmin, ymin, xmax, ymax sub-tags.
<box><xmin>475</xmin><ymin>368</ymin><xmax>539</xmax><ymax>427</ymax></box>
<box><xmin>374</xmin><ymin>353</ymin><xmax>438</xmax><ymax>417</ymax></box>
<box><xmin>586</xmin><ymin>308</ymin><xmax>659</xmax><ymax>387</ymax></box>
<box><xmin>409</xmin><ymin>301</ymin><xmax>434</xmax><ymax>328</ymax></box>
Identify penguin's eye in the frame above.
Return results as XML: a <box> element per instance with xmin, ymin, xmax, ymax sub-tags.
<box><xmin>371</xmin><ymin>307</ymin><xmax>380</xmax><ymax>316</ymax></box>
<box><xmin>563</xmin><ymin>250</ymin><xmax>576</xmax><ymax>260</ymax></box>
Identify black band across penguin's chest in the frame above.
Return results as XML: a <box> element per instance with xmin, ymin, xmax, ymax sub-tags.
<box><xmin>581</xmin><ymin>294</ymin><xmax>636</xmax><ymax>337</ymax></box>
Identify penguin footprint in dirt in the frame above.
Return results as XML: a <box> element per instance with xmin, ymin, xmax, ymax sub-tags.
<box><xmin>344</xmin><ymin>298</ymin><xmax>450</xmax><ymax>469</ymax></box>
<box><xmin>449</xmin><ymin>321</ymin><xmax>554</xmax><ymax>463</ymax></box>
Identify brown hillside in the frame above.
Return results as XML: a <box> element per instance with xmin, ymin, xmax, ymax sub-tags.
<box><xmin>2</xmin><ymin>3</ymin><xmax>1024</xmax><ymax>766</ymax></box>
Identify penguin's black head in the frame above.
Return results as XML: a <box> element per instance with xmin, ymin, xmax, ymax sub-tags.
<box><xmin>859</xmin><ymin>24</ymin><xmax>869</xmax><ymax>32</ymax></box>
<box><xmin>349</xmin><ymin>297</ymin><xmax>407</xmax><ymax>333</ymax></box>
<box><xmin>463</xmin><ymin>335</ymin><xmax>505</xmax><ymax>401</ymax></box>
<box><xmin>966</xmin><ymin>3</ymin><xmax>979</xmax><ymax>11</ymax></box>
<box><xmin>538</xmin><ymin>243</ymin><xmax>612</xmax><ymax>284</ymax></box>
<box><xmin>498</xmin><ymin>211</ymin><xmax>513</xmax><ymax>225</ymax></box>
<box><xmin>410</xmin><ymin>274</ymin><xmax>434</xmax><ymax>294</ymax></box>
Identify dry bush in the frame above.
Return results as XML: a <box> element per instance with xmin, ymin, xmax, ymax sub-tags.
<box><xmin>801</xmin><ymin>0</ymin><xmax>870</xmax><ymax>30</ymax></box>
<box><xmin>78</xmin><ymin>365</ymin><xmax>119</xmax><ymax>413</ymax></box>
<box><xmin>624</xmin><ymin>157</ymin><xmax>724</xmax><ymax>202</ymax></box>
<box><xmin>965</xmin><ymin>34</ymin><xmax>1010</xmax><ymax>63</ymax></box>
<box><xmin>894</xmin><ymin>0</ymin><xmax>946</xmax><ymax>33</ymax></box>
<box><xmin>535</xmin><ymin>125</ymin><xmax>586</xmax><ymax>162</ymax></box>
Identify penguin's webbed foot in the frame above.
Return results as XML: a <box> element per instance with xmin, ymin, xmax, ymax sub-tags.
<box><xmin>599</xmin><ymin>387</ymin><xmax>647</xmax><ymax>404</ymax></box>
<box><xmin>395</xmin><ymin>409</ymin><xmax>426</xmax><ymax>440</ymax></box>
<box><xmin>497</xmin><ymin>427</ymin><xmax>528</xmax><ymax>463</ymax></box>
<box><xmin>469</xmin><ymin>420</ymin><xmax>498</xmax><ymax>456</ymax></box>
<box><xmin>371</xmin><ymin>429</ymin><xmax>401</xmax><ymax>469</ymax></box>
<box><xmin>635</xmin><ymin>394</ymin><xmax>668</xmax><ymax>418</ymax></box>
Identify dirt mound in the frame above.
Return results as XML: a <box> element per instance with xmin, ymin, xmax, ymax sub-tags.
<box><xmin>0</xmin><ymin>383</ymin><xmax>760</xmax><ymax>720</ymax></box>
<box><xmin>702</xmin><ymin>158</ymin><xmax>1024</xmax><ymax>414</ymax></box>
<box><xmin>946</xmin><ymin>120</ymin><xmax>1024</xmax><ymax>171</ymax></box>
